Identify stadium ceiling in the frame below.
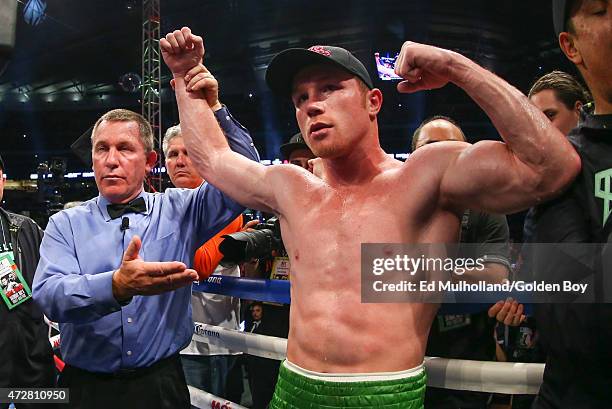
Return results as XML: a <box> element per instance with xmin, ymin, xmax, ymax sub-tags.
<box><xmin>0</xmin><ymin>0</ymin><xmax>563</xmax><ymax>108</ymax></box>
<box><xmin>0</xmin><ymin>0</ymin><xmax>576</xmax><ymax>178</ymax></box>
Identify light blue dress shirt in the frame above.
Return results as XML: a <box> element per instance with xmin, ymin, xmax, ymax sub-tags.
<box><xmin>33</xmin><ymin>106</ymin><xmax>259</xmax><ymax>373</ymax></box>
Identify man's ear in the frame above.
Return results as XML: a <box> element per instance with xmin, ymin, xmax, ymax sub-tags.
<box><xmin>574</xmin><ymin>100</ymin><xmax>583</xmax><ymax>113</ymax></box>
<box><xmin>559</xmin><ymin>32</ymin><xmax>583</xmax><ymax>66</ymax></box>
<box><xmin>145</xmin><ymin>150</ymin><xmax>158</xmax><ymax>174</ymax></box>
<box><xmin>367</xmin><ymin>88</ymin><xmax>383</xmax><ymax>118</ymax></box>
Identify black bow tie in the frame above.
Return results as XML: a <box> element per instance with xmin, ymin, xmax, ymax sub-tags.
<box><xmin>107</xmin><ymin>197</ymin><xmax>146</xmax><ymax>219</ymax></box>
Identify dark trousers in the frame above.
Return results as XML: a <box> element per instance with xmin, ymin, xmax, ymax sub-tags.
<box><xmin>181</xmin><ymin>354</ymin><xmax>242</xmax><ymax>399</ymax></box>
<box><xmin>532</xmin><ymin>354</ymin><xmax>612</xmax><ymax>409</ymax></box>
<box><xmin>57</xmin><ymin>354</ymin><xmax>190</xmax><ymax>409</ymax></box>
<box><xmin>225</xmin><ymin>355</ymin><xmax>245</xmax><ymax>403</ymax></box>
<box><xmin>247</xmin><ymin>356</ymin><xmax>280</xmax><ymax>409</ymax></box>
<box><xmin>424</xmin><ymin>387</ymin><xmax>490</xmax><ymax>409</ymax></box>
<box><xmin>0</xmin><ymin>316</ymin><xmax>56</xmax><ymax>409</ymax></box>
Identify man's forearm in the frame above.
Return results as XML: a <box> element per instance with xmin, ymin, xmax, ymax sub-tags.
<box><xmin>174</xmin><ymin>76</ymin><xmax>232</xmax><ymax>183</ymax></box>
<box><xmin>33</xmin><ymin>270</ymin><xmax>122</xmax><ymax>323</ymax></box>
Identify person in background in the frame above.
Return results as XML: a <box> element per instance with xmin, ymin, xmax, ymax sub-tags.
<box><xmin>0</xmin><ymin>153</ymin><xmax>57</xmax><ymax>409</ymax></box>
<box><xmin>163</xmin><ymin>121</ymin><xmax>255</xmax><ymax>401</ymax></box>
<box><xmin>412</xmin><ymin>117</ymin><xmax>511</xmax><ymax>409</ymax></box>
<box><xmin>280</xmin><ymin>132</ymin><xmax>315</xmax><ymax>170</ymax></box>
<box><xmin>246</xmin><ymin>301</ymin><xmax>285</xmax><ymax>409</ymax></box>
<box><xmin>490</xmin><ymin>68</ymin><xmax>593</xmax><ymax>409</ymax></box>
<box><xmin>32</xmin><ymin>74</ymin><xmax>259</xmax><ymax>407</ymax></box>
<box><xmin>529</xmin><ymin>2</ymin><xmax>612</xmax><ymax>401</ymax></box>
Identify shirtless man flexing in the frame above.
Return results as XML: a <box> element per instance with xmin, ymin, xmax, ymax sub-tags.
<box><xmin>160</xmin><ymin>27</ymin><xmax>580</xmax><ymax>408</ymax></box>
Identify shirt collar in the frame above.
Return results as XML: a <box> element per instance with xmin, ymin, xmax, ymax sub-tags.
<box><xmin>97</xmin><ymin>190</ymin><xmax>151</xmax><ymax>222</ymax></box>
<box><xmin>578</xmin><ymin>102</ymin><xmax>612</xmax><ymax>131</ymax></box>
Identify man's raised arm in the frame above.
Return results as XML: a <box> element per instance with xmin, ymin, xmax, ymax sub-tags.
<box><xmin>161</xmin><ymin>27</ymin><xmax>285</xmax><ymax>215</ymax></box>
<box><xmin>395</xmin><ymin>41</ymin><xmax>581</xmax><ymax>214</ymax></box>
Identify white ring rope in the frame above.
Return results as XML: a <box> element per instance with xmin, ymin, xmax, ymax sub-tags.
<box><xmin>424</xmin><ymin>357</ymin><xmax>544</xmax><ymax>395</ymax></box>
<box><xmin>193</xmin><ymin>322</ymin><xmax>287</xmax><ymax>361</ymax></box>
<box><xmin>193</xmin><ymin>322</ymin><xmax>545</xmax><ymax>395</ymax></box>
<box><xmin>45</xmin><ymin>318</ymin><xmax>544</xmax><ymax>395</ymax></box>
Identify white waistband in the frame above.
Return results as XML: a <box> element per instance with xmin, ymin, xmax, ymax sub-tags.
<box><xmin>283</xmin><ymin>359</ymin><xmax>424</xmax><ymax>383</ymax></box>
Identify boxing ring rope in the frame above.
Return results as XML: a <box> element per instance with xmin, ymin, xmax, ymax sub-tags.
<box><xmin>425</xmin><ymin>358</ymin><xmax>544</xmax><ymax>395</ymax></box>
<box><xmin>193</xmin><ymin>277</ymin><xmax>545</xmax><ymax>394</ymax></box>
<box><xmin>192</xmin><ymin>276</ymin><xmax>511</xmax><ymax>315</ymax></box>
<box><xmin>193</xmin><ymin>276</ymin><xmax>291</xmax><ymax>304</ymax></box>
<box><xmin>44</xmin><ymin>276</ymin><xmax>545</xmax><ymax>408</ymax></box>
<box><xmin>193</xmin><ymin>322</ymin><xmax>286</xmax><ymax>361</ymax></box>
<box><xmin>192</xmin><ymin>322</ymin><xmax>545</xmax><ymax>395</ymax></box>
<box><xmin>188</xmin><ymin>385</ymin><xmax>248</xmax><ymax>409</ymax></box>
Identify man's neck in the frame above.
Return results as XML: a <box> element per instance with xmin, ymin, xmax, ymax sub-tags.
<box><xmin>322</xmin><ymin>145</ymin><xmax>390</xmax><ymax>187</ymax></box>
<box><xmin>105</xmin><ymin>189</ymin><xmax>144</xmax><ymax>205</ymax></box>
<box><xmin>584</xmin><ymin>76</ymin><xmax>612</xmax><ymax>115</ymax></box>
<box><xmin>593</xmin><ymin>98</ymin><xmax>612</xmax><ymax>116</ymax></box>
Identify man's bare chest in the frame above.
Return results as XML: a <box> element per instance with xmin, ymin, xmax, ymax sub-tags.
<box><xmin>283</xmin><ymin>182</ymin><xmax>434</xmax><ymax>246</ymax></box>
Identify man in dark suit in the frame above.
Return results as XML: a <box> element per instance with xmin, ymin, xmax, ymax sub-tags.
<box><xmin>246</xmin><ymin>302</ymin><xmax>283</xmax><ymax>409</ymax></box>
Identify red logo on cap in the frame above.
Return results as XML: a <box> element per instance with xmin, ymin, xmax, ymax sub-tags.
<box><xmin>308</xmin><ymin>46</ymin><xmax>331</xmax><ymax>56</ymax></box>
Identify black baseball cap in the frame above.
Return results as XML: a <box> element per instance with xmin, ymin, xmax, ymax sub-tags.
<box><xmin>266</xmin><ymin>45</ymin><xmax>373</xmax><ymax>98</ymax></box>
<box><xmin>280</xmin><ymin>133</ymin><xmax>310</xmax><ymax>159</ymax></box>
<box><xmin>552</xmin><ymin>0</ymin><xmax>575</xmax><ymax>37</ymax></box>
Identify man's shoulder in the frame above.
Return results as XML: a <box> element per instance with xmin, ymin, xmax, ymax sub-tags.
<box><xmin>1</xmin><ymin>208</ymin><xmax>38</xmax><ymax>231</ymax></box>
<box><xmin>403</xmin><ymin>142</ymin><xmax>467</xmax><ymax>180</ymax></box>
<box><xmin>533</xmin><ymin>188</ymin><xmax>588</xmax><ymax>243</ymax></box>
<box><xmin>255</xmin><ymin>163</ymin><xmax>313</xmax><ymax>190</ymax></box>
<box><xmin>162</xmin><ymin>186</ymin><xmax>194</xmax><ymax>197</ymax></box>
<box><xmin>160</xmin><ymin>185</ymin><xmax>205</xmax><ymax>207</ymax></box>
<box><xmin>469</xmin><ymin>210</ymin><xmax>507</xmax><ymax>229</ymax></box>
<box><xmin>568</xmin><ymin>120</ymin><xmax>612</xmax><ymax>153</ymax></box>
<box><xmin>156</xmin><ymin>185</ymin><xmax>230</xmax><ymax>217</ymax></box>
<box><xmin>462</xmin><ymin>209</ymin><xmax>509</xmax><ymax>249</ymax></box>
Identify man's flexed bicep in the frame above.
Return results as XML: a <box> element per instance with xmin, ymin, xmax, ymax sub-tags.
<box><xmin>396</xmin><ymin>40</ymin><xmax>580</xmax><ymax>214</ymax></box>
<box><xmin>435</xmin><ymin>140</ymin><xmax>554</xmax><ymax>214</ymax></box>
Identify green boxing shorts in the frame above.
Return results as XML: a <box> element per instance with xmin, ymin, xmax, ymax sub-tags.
<box><xmin>269</xmin><ymin>359</ymin><xmax>426</xmax><ymax>408</ymax></box>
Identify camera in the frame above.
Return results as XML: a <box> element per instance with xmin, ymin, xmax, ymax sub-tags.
<box><xmin>219</xmin><ymin>216</ymin><xmax>285</xmax><ymax>264</ymax></box>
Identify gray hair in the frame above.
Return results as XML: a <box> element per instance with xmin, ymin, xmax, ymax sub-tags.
<box><xmin>63</xmin><ymin>201</ymin><xmax>84</xmax><ymax>210</ymax></box>
<box><xmin>162</xmin><ymin>124</ymin><xmax>182</xmax><ymax>157</ymax></box>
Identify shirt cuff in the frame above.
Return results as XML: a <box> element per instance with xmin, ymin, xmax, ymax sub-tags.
<box><xmin>88</xmin><ymin>270</ymin><xmax>124</xmax><ymax>313</ymax></box>
<box><xmin>481</xmin><ymin>254</ymin><xmax>511</xmax><ymax>270</ymax></box>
